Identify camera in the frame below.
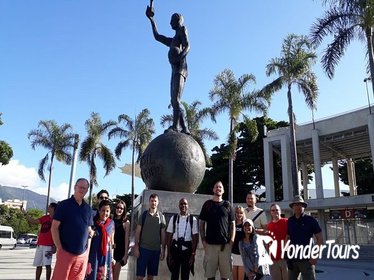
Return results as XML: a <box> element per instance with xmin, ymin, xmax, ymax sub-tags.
<box><xmin>177</xmin><ymin>237</ymin><xmax>185</xmax><ymax>250</ymax></box>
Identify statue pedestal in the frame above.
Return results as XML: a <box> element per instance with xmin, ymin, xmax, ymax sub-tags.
<box><xmin>126</xmin><ymin>189</ymin><xmax>213</xmax><ymax>280</ymax></box>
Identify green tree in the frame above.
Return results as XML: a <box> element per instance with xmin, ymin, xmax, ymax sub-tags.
<box><xmin>209</xmin><ymin>69</ymin><xmax>270</xmax><ymax>203</ymax></box>
<box><xmin>0</xmin><ymin>205</ymin><xmax>42</xmax><ymax>236</ymax></box>
<box><xmin>197</xmin><ymin>117</ymin><xmax>289</xmax><ymax>202</ymax></box>
<box><xmin>261</xmin><ymin>34</ymin><xmax>318</xmax><ymax>196</ymax></box>
<box><xmin>160</xmin><ymin>101</ymin><xmax>218</xmax><ymax>165</ymax></box>
<box><xmin>0</xmin><ymin>113</ymin><xmax>13</xmax><ymax>165</ymax></box>
<box><xmin>28</xmin><ymin>120</ymin><xmax>75</xmax><ymax>212</ymax></box>
<box><xmin>79</xmin><ymin>112</ymin><xmax>116</xmax><ymax>206</ymax></box>
<box><xmin>108</xmin><ymin>109</ymin><xmax>155</xmax><ymax>224</ymax></box>
<box><xmin>310</xmin><ymin>0</ymin><xmax>374</xmax><ymax>93</ymax></box>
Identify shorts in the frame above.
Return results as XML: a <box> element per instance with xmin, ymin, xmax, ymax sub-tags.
<box><xmin>136</xmin><ymin>247</ymin><xmax>160</xmax><ymax>277</ymax></box>
<box><xmin>203</xmin><ymin>243</ymin><xmax>232</xmax><ymax>279</ymax></box>
<box><xmin>33</xmin><ymin>245</ymin><xmax>54</xmax><ymax>266</ymax></box>
<box><xmin>232</xmin><ymin>253</ymin><xmax>243</xmax><ymax>266</ymax></box>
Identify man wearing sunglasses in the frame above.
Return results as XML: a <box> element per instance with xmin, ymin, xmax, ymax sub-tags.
<box><xmin>92</xmin><ymin>189</ymin><xmax>110</xmax><ymax>217</ymax></box>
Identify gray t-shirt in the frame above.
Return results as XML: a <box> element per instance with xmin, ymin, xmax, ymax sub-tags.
<box><xmin>137</xmin><ymin>211</ymin><xmax>166</xmax><ymax>251</ymax></box>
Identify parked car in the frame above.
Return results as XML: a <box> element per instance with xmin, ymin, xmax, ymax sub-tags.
<box><xmin>17</xmin><ymin>238</ymin><xmax>26</xmax><ymax>244</ymax></box>
<box><xmin>29</xmin><ymin>238</ymin><xmax>37</xmax><ymax>248</ymax></box>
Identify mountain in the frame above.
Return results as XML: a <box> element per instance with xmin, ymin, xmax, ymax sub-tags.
<box><xmin>0</xmin><ymin>185</ymin><xmax>56</xmax><ymax>211</ymax></box>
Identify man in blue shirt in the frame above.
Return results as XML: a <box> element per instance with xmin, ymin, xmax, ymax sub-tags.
<box><xmin>51</xmin><ymin>178</ymin><xmax>93</xmax><ymax>280</ymax></box>
<box><xmin>287</xmin><ymin>195</ymin><xmax>323</xmax><ymax>280</ymax></box>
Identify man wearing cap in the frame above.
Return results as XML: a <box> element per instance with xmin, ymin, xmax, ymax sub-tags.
<box><xmin>286</xmin><ymin>195</ymin><xmax>323</xmax><ymax>280</ymax></box>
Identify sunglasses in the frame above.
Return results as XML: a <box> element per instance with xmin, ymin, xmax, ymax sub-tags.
<box><xmin>99</xmin><ymin>196</ymin><xmax>108</xmax><ymax>200</ymax></box>
<box><xmin>116</xmin><ymin>206</ymin><xmax>124</xmax><ymax>210</ymax></box>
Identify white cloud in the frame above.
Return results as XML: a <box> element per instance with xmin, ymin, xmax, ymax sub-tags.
<box><xmin>0</xmin><ymin>160</ymin><xmax>41</xmax><ymax>188</ymax></box>
<box><xmin>0</xmin><ymin>160</ymin><xmax>69</xmax><ymax>201</ymax></box>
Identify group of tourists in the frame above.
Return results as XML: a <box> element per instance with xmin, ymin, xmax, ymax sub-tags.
<box><xmin>26</xmin><ymin>178</ymin><xmax>322</xmax><ymax>280</ymax></box>
<box><xmin>134</xmin><ymin>181</ymin><xmax>322</xmax><ymax>280</ymax></box>
<box><xmin>25</xmin><ymin>178</ymin><xmax>130</xmax><ymax>280</ymax></box>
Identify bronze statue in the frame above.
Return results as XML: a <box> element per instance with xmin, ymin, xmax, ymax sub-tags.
<box><xmin>146</xmin><ymin>4</ymin><xmax>190</xmax><ymax>134</ymax></box>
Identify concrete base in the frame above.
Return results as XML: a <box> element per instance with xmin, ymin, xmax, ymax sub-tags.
<box><xmin>126</xmin><ymin>189</ymin><xmax>214</xmax><ymax>280</ymax></box>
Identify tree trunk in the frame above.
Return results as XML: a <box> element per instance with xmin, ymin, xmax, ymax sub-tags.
<box><xmin>287</xmin><ymin>85</ymin><xmax>299</xmax><ymax>197</ymax></box>
<box><xmin>89</xmin><ymin>178</ymin><xmax>94</xmax><ymax>207</ymax></box>
<box><xmin>68</xmin><ymin>134</ymin><xmax>79</xmax><ymax>198</ymax></box>
<box><xmin>130</xmin><ymin>144</ymin><xmax>136</xmax><ymax>232</ymax></box>
<box><xmin>88</xmin><ymin>153</ymin><xmax>95</xmax><ymax>206</ymax></box>
<box><xmin>367</xmin><ymin>28</ymin><xmax>374</xmax><ymax>98</ymax></box>
<box><xmin>46</xmin><ymin>154</ymin><xmax>54</xmax><ymax>214</ymax></box>
<box><xmin>228</xmin><ymin>118</ymin><xmax>234</xmax><ymax>204</ymax></box>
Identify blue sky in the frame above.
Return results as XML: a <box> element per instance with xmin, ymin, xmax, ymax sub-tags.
<box><xmin>0</xmin><ymin>1</ymin><xmax>364</xmax><ymax>201</ymax></box>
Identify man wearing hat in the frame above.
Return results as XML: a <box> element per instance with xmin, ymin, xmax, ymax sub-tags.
<box><xmin>286</xmin><ymin>195</ymin><xmax>323</xmax><ymax>280</ymax></box>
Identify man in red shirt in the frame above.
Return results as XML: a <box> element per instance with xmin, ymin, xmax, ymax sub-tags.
<box><xmin>267</xmin><ymin>203</ymin><xmax>288</xmax><ymax>280</ymax></box>
<box><xmin>25</xmin><ymin>203</ymin><xmax>57</xmax><ymax>280</ymax></box>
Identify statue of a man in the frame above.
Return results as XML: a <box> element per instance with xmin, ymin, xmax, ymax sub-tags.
<box><xmin>146</xmin><ymin>5</ymin><xmax>190</xmax><ymax>134</ymax></box>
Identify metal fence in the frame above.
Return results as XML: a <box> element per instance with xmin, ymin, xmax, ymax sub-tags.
<box><xmin>326</xmin><ymin>219</ymin><xmax>374</xmax><ymax>245</ymax></box>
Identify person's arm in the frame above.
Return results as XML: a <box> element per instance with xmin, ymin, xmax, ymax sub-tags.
<box><xmin>134</xmin><ymin>224</ymin><xmax>141</xmax><ymax>258</ymax></box>
<box><xmin>51</xmin><ymin>220</ymin><xmax>62</xmax><ymax>251</ymax></box>
<box><xmin>25</xmin><ymin>215</ymin><xmax>40</xmax><ymax>225</ymax></box>
<box><xmin>229</xmin><ymin>220</ymin><xmax>235</xmax><ymax>245</ymax></box>
<box><xmin>122</xmin><ymin>221</ymin><xmax>130</xmax><ymax>265</ymax></box>
<box><xmin>239</xmin><ymin>240</ymin><xmax>251</xmax><ymax>276</ymax></box>
<box><xmin>191</xmin><ymin>218</ymin><xmax>199</xmax><ymax>253</ymax></box>
<box><xmin>199</xmin><ymin>219</ymin><xmax>207</xmax><ymax>249</ymax></box>
<box><xmin>160</xmin><ymin>226</ymin><xmax>166</xmax><ymax>261</ymax></box>
<box><xmin>178</xmin><ymin>26</ymin><xmax>190</xmax><ymax>60</ymax></box>
<box><xmin>310</xmin><ymin>231</ymin><xmax>323</xmax><ymax>265</ymax></box>
<box><xmin>110</xmin><ymin>229</ymin><xmax>115</xmax><ymax>264</ymax></box>
<box><xmin>165</xmin><ymin>231</ymin><xmax>173</xmax><ymax>254</ymax></box>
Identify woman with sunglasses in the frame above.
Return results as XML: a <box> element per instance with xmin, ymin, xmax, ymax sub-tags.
<box><xmin>112</xmin><ymin>200</ymin><xmax>130</xmax><ymax>280</ymax></box>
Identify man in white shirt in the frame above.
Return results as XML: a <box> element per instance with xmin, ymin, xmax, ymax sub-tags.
<box><xmin>166</xmin><ymin>198</ymin><xmax>198</xmax><ymax>280</ymax></box>
<box><xmin>244</xmin><ymin>191</ymin><xmax>267</xmax><ymax>232</ymax></box>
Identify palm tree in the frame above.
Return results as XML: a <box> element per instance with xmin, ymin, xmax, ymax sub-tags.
<box><xmin>310</xmin><ymin>0</ymin><xmax>374</xmax><ymax>93</ymax></box>
<box><xmin>209</xmin><ymin>69</ymin><xmax>270</xmax><ymax>203</ymax></box>
<box><xmin>262</xmin><ymin>34</ymin><xmax>318</xmax><ymax>197</ymax></box>
<box><xmin>160</xmin><ymin>100</ymin><xmax>218</xmax><ymax>166</ymax></box>
<box><xmin>79</xmin><ymin>112</ymin><xmax>116</xmax><ymax>205</ymax></box>
<box><xmin>28</xmin><ymin>120</ymin><xmax>75</xmax><ymax>212</ymax></box>
<box><xmin>108</xmin><ymin>109</ymin><xmax>155</xmax><ymax>224</ymax></box>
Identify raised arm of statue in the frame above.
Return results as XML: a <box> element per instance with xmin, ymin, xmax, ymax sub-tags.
<box><xmin>146</xmin><ymin>6</ymin><xmax>172</xmax><ymax>47</ymax></box>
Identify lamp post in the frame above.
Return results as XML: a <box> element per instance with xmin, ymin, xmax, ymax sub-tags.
<box><xmin>21</xmin><ymin>185</ymin><xmax>28</xmax><ymax>210</ymax></box>
<box><xmin>68</xmin><ymin>134</ymin><xmax>80</xmax><ymax>198</ymax></box>
<box><xmin>364</xmin><ymin>77</ymin><xmax>372</xmax><ymax>114</ymax></box>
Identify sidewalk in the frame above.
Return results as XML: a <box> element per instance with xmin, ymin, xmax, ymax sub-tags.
<box><xmin>316</xmin><ymin>259</ymin><xmax>374</xmax><ymax>279</ymax></box>
<box><xmin>0</xmin><ymin>246</ymin><xmax>128</xmax><ymax>280</ymax></box>
<box><xmin>0</xmin><ymin>246</ymin><xmax>373</xmax><ymax>279</ymax></box>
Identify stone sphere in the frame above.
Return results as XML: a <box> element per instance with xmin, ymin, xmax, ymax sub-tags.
<box><xmin>140</xmin><ymin>132</ymin><xmax>206</xmax><ymax>193</ymax></box>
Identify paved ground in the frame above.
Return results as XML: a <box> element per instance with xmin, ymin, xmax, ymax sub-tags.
<box><xmin>0</xmin><ymin>246</ymin><xmax>128</xmax><ymax>280</ymax></box>
<box><xmin>1</xmin><ymin>246</ymin><xmax>374</xmax><ymax>279</ymax></box>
